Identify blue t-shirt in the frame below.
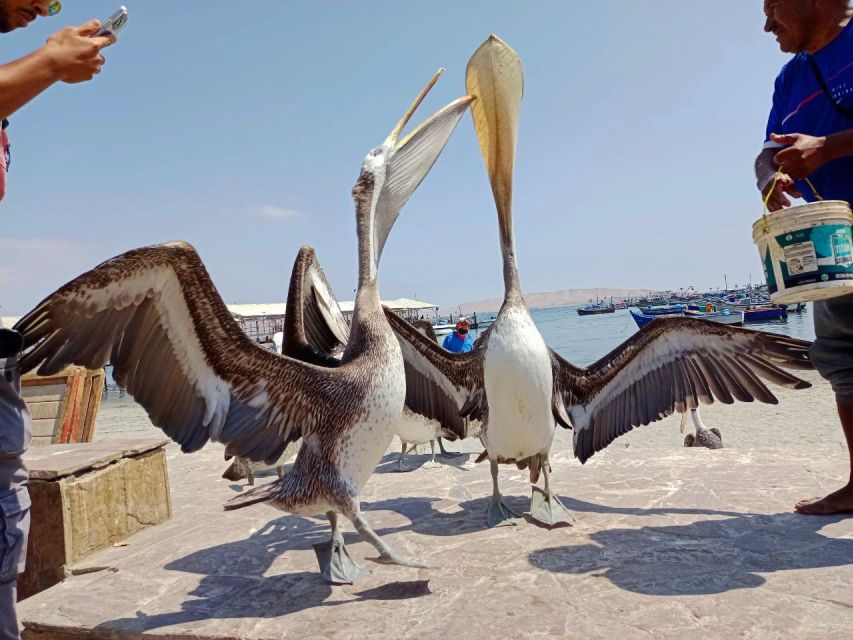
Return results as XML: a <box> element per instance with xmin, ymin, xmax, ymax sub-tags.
<box><xmin>766</xmin><ymin>19</ymin><xmax>853</xmax><ymax>204</ymax></box>
<box><xmin>442</xmin><ymin>332</ymin><xmax>473</xmax><ymax>353</ymax></box>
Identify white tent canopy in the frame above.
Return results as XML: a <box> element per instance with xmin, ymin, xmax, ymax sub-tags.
<box><xmin>228</xmin><ymin>298</ymin><xmax>438</xmax><ymax>317</ymax></box>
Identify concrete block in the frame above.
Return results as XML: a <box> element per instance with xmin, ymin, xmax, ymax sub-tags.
<box><xmin>18</xmin><ymin>440</ymin><xmax>171</xmax><ymax>599</ymax></box>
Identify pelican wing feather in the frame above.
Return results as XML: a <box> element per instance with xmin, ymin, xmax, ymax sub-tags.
<box><xmin>282</xmin><ymin>246</ymin><xmax>349</xmax><ymax>367</ymax></box>
<box><xmin>549</xmin><ymin>317</ymin><xmax>813</xmax><ymax>464</ymax></box>
<box><xmin>14</xmin><ymin>242</ymin><xmax>357</xmax><ymax>463</ymax></box>
<box><xmin>383</xmin><ymin>308</ymin><xmax>485</xmax><ymax>439</ymax></box>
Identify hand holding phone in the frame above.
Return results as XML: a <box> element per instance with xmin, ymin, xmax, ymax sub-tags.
<box><xmin>93</xmin><ymin>6</ymin><xmax>128</xmax><ymax>40</ymax></box>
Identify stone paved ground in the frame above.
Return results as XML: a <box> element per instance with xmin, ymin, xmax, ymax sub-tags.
<box><xmin>18</xmin><ymin>371</ymin><xmax>853</xmax><ymax>639</ymax></box>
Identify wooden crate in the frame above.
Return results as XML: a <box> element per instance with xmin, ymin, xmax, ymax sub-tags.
<box><xmin>21</xmin><ymin>367</ymin><xmax>105</xmax><ymax>446</ymax></box>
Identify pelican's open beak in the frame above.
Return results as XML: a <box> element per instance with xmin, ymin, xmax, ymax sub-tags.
<box><xmin>465</xmin><ymin>34</ymin><xmax>523</xmax><ymax>252</ymax></box>
<box><xmin>372</xmin><ymin>71</ymin><xmax>474</xmax><ymax>260</ymax></box>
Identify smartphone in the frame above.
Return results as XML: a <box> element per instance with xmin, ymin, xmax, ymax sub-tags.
<box><xmin>93</xmin><ymin>6</ymin><xmax>128</xmax><ymax>39</ymax></box>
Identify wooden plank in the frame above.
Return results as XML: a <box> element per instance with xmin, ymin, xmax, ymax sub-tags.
<box><xmin>22</xmin><ymin>438</ymin><xmax>169</xmax><ymax>480</ymax></box>
<box><xmin>81</xmin><ymin>370</ymin><xmax>105</xmax><ymax>443</ymax></box>
<box><xmin>58</xmin><ymin>369</ymin><xmax>84</xmax><ymax>444</ymax></box>
<box><xmin>21</xmin><ymin>384</ymin><xmax>66</xmax><ymax>403</ymax></box>
<box><xmin>28</xmin><ymin>401</ymin><xmax>61</xmax><ymax>421</ymax></box>
<box><xmin>31</xmin><ymin>418</ymin><xmax>58</xmax><ymax>439</ymax></box>
<box><xmin>29</xmin><ymin>436</ymin><xmax>54</xmax><ymax>447</ymax></box>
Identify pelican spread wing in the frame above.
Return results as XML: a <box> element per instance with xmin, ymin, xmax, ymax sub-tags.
<box><xmin>282</xmin><ymin>246</ymin><xmax>349</xmax><ymax>367</ymax></box>
<box><xmin>14</xmin><ymin>242</ymin><xmax>354</xmax><ymax>463</ymax></box>
<box><xmin>549</xmin><ymin>317</ymin><xmax>813</xmax><ymax>463</ymax></box>
<box><xmin>383</xmin><ymin>308</ymin><xmax>485</xmax><ymax>439</ymax></box>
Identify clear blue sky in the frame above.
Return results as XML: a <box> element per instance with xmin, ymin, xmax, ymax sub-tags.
<box><xmin>1</xmin><ymin>1</ymin><xmax>791</xmax><ymax>316</ymax></box>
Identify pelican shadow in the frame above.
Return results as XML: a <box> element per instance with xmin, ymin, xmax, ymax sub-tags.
<box><xmin>373</xmin><ymin>450</ymin><xmax>474</xmax><ymax>474</ymax></box>
<box><xmin>97</xmin><ymin>516</ymin><xmax>431</xmax><ymax>633</ymax></box>
<box><xmin>528</xmin><ymin>510</ymin><xmax>853</xmax><ymax>596</ymax></box>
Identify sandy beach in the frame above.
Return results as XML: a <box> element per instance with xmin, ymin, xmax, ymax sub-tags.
<box><xmin>16</xmin><ymin>369</ymin><xmax>853</xmax><ymax>639</ymax></box>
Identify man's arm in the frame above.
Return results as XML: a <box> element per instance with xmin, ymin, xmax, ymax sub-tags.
<box><xmin>0</xmin><ymin>20</ymin><xmax>112</xmax><ymax>120</ymax></box>
<box><xmin>772</xmin><ymin>130</ymin><xmax>853</xmax><ymax>179</ymax></box>
<box><xmin>0</xmin><ymin>49</ymin><xmax>60</xmax><ymax>121</ymax></box>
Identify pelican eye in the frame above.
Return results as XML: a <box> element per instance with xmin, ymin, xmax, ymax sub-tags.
<box><xmin>370</xmin><ymin>147</ymin><xmax>383</xmax><ymax>157</ymax></box>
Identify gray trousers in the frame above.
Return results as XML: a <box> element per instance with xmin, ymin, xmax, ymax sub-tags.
<box><xmin>0</xmin><ymin>504</ymin><xmax>29</xmax><ymax>640</ymax></box>
<box><xmin>0</xmin><ymin>348</ymin><xmax>30</xmax><ymax>640</ymax></box>
<box><xmin>810</xmin><ymin>293</ymin><xmax>853</xmax><ymax>405</ymax></box>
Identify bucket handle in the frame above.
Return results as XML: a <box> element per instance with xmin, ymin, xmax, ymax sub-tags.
<box><xmin>760</xmin><ymin>173</ymin><xmax>824</xmax><ymax>232</ymax></box>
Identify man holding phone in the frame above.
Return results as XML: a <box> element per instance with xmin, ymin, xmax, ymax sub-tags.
<box><xmin>0</xmin><ymin>0</ymin><xmax>114</xmax><ymax>202</ymax></box>
<box><xmin>0</xmin><ymin>4</ymin><xmax>115</xmax><ymax>637</ymax></box>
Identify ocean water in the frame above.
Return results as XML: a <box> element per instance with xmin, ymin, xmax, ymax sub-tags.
<box><xmin>467</xmin><ymin>304</ymin><xmax>815</xmax><ymax>368</ymax></box>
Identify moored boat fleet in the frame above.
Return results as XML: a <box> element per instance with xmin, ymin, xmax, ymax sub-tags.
<box><xmin>572</xmin><ymin>286</ymin><xmax>805</xmax><ymax>329</ymax></box>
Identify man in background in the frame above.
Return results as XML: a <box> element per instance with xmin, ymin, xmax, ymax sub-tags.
<box><xmin>442</xmin><ymin>317</ymin><xmax>474</xmax><ymax>353</ymax></box>
<box><xmin>758</xmin><ymin>0</ymin><xmax>853</xmax><ymax>515</ymax></box>
<box><xmin>0</xmin><ymin>3</ymin><xmax>113</xmax><ymax>637</ymax></box>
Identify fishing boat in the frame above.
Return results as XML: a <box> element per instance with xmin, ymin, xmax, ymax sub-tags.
<box><xmin>639</xmin><ymin>304</ymin><xmax>685</xmax><ymax>316</ymax></box>
<box><xmin>631</xmin><ymin>308</ymin><xmax>744</xmax><ymax>329</ymax></box>
<box><xmin>431</xmin><ymin>320</ymin><xmax>456</xmax><ymax>336</ymax></box>
<box><xmin>577</xmin><ymin>302</ymin><xmax>616</xmax><ymax>316</ymax></box>
<box><xmin>743</xmin><ymin>306</ymin><xmax>786</xmax><ymax>322</ymax></box>
<box><xmin>683</xmin><ymin>308</ymin><xmax>745</xmax><ymax>325</ymax></box>
<box><xmin>472</xmin><ymin>311</ymin><xmax>497</xmax><ymax>329</ymax></box>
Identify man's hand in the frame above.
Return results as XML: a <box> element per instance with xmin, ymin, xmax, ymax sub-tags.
<box><xmin>771</xmin><ymin>132</ymin><xmax>829</xmax><ymax>179</ymax></box>
<box><xmin>43</xmin><ymin>20</ymin><xmax>113</xmax><ymax>84</ymax></box>
<box><xmin>761</xmin><ymin>171</ymin><xmax>802</xmax><ymax>212</ymax></box>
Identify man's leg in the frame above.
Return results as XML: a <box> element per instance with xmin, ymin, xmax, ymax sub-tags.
<box><xmin>796</xmin><ymin>402</ymin><xmax>853</xmax><ymax>514</ymax></box>
<box><xmin>800</xmin><ymin>296</ymin><xmax>853</xmax><ymax>515</ymax></box>
<box><xmin>0</xmin><ymin>576</ymin><xmax>20</xmax><ymax>640</ymax></box>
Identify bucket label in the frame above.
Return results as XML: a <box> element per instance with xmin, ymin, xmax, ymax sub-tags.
<box><xmin>775</xmin><ymin>224</ymin><xmax>853</xmax><ymax>288</ymax></box>
<box><xmin>763</xmin><ymin>247</ymin><xmax>778</xmax><ymax>294</ymax></box>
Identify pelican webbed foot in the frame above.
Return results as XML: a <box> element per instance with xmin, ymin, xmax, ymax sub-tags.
<box><xmin>313</xmin><ymin>539</ymin><xmax>365</xmax><ymax>584</ymax></box>
<box><xmin>314</xmin><ymin>512</ymin><xmax>366</xmax><ymax>584</ymax></box>
<box><xmin>487</xmin><ymin>458</ymin><xmax>521</xmax><ymax>527</ymax></box>
<box><xmin>421</xmin><ymin>440</ymin><xmax>443</xmax><ymax>469</ymax></box>
<box><xmin>352</xmin><ymin>513</ymin><xmax>429</xmax><ymax>570</ymax></box>
<box><xmin>529</xmin><ymin>485</ymin><xmax>575</xmax><ymax>527</ymax></box>
<box><xmin>437</xmin><ymin>437</ymin><xmax>464</xmax><ymax>458</ymax></box>
<box><xmin>487</xmin><ymin>495</ymin><xmax>521</xmax><ymax>527</ymax></box>
<box><xmin>396</xmin><ymin>441</ymin><xmax>413</xmax><ymax>472</ymax></box>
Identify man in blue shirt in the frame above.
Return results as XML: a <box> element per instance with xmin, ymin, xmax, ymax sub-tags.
<box><xmin>442</xmin><ymin>317</ymin><xmax>474</xmax><ymax>353</ymax></box>
<box><xmin>757</xmin><ymin>0</ymin><xmax>853</xmax><ymax>515</ymax></box>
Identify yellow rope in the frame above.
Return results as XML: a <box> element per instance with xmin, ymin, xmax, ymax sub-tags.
<box><xmin>804</xmin><ymin>176</ymin><xmax>824</xmax><ymax>201</ymax></box>
<box><xmin>761</xmin><ymin>173</ymin><xmax>824</xmax><ymax>233</ymax></box>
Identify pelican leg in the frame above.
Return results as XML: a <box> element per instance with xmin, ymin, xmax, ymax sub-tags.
<box><xmin>352</xmin><ymin>513</ymin><xmax>428</xmax><ymax>569</ymax></box>
<box><xmin>422</xmin><ymin>440</ymin><xmax>442</xmax><ymax>469</ymax></box>
<box><xmin>313</xmin><ymin>511</ymin><xmax>365</xmax><ymax>584</ymax></box>
<box><xmin>686</xmin><ymin>409</ymin><xmax>723</xmax><ymax>449</ymax></box>
<box><xmin>487</xmin><ymin>459</ymin><xmax>520</xmax><ymax>527</ymax></box>
<box><xmin>437</xmin><ymin>437</ymin><xmax>463</xmax><ymax>458</ymax></box>
<box><xmin>396</xmin><ymin>441</ymin><xmax>413</xmax><ymax>472</ymax></box>
<box><xmin>529</xmin><ymin>457</ymin><xmax>575</xmax><ymax>527</ymax></box>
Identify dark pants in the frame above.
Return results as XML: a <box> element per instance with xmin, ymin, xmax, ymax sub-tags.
<box><xmin>810</xmin><ymin>294</ymin><xmax>853</xmax><ymax>405</ymax></box>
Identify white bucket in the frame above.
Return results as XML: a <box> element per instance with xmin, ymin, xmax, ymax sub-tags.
<box><xmin>752</xmin><ymin>200</ymin><xmax>853</xmax><ymax>304</ymax></box>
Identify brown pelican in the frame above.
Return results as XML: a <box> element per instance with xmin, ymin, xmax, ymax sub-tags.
<box><xmin>14</xmin><ymin>70</ymin><xmax>473</xmax><ymax>584</ymax></box>
<box><xmin>282</xmin><ymin>243</ymin><xmax>467</xmax><ymax>475</ymax></box>
<box><xmin>681</xmin><ymin>408</ymin><xmax>723</xmax><ymax>449</ymax></box>
<box><xmin>395</xmin><ymin>320</ymin><xmax>460</xmax><ymax>471</ymax></box>
<box><xmin>381</xmin><ymin>35</ymin><xmax>813</xmax><ymax>528</ymax></box>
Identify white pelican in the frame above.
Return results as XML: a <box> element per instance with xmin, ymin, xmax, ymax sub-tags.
<box><xmin>381</xmin><ymin>36</ymin><xmax>813</xmax><ymax>528</ymax></box>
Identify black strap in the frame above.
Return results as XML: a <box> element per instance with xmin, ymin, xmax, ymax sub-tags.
<box><xmin>807</xmin><ymin>54</ymin><xmax>853</xmax><ymax>120</ymax></box>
